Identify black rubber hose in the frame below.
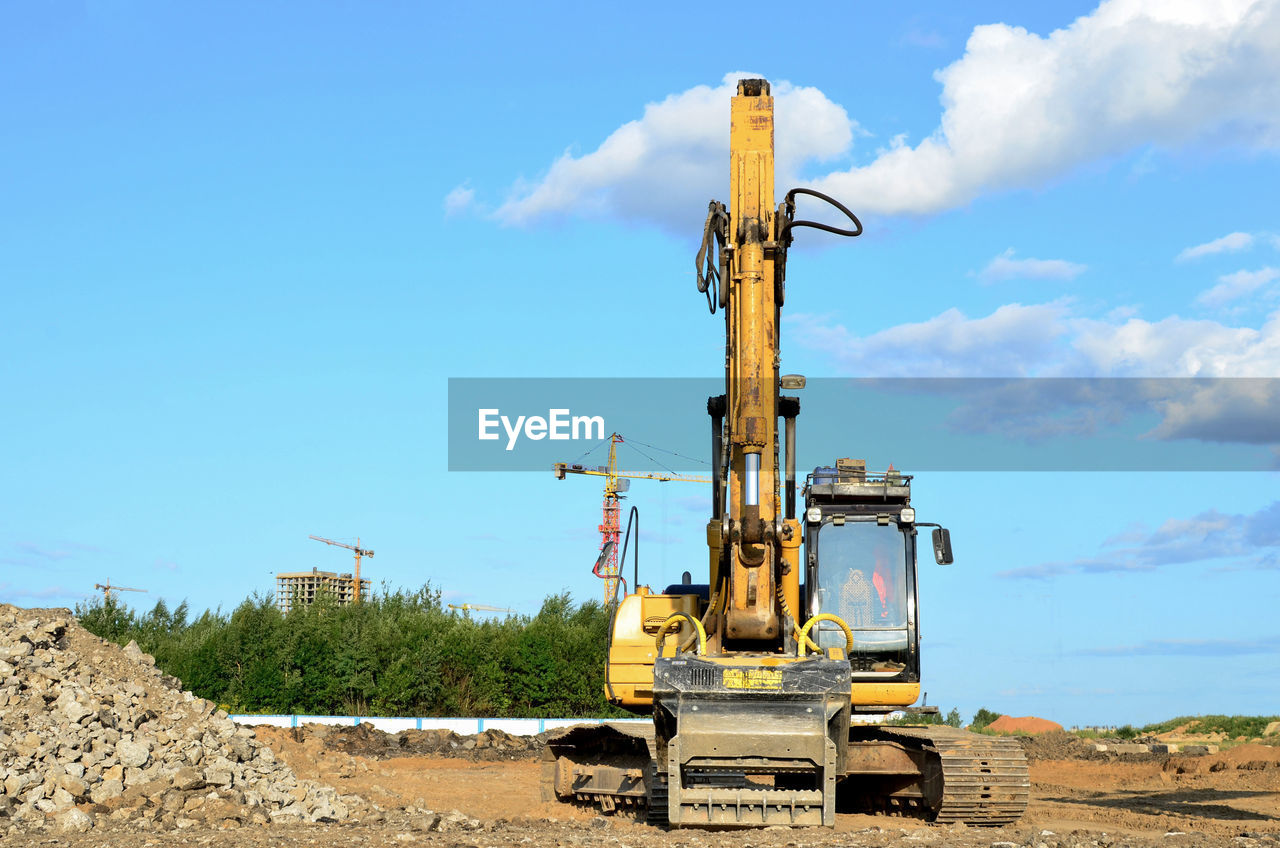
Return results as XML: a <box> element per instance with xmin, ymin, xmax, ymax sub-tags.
<box><xmin>782</xmin><ymin>187</ymin><xmax>863</xmax><ymax>241</ymax></box>
<box><xmin>620</xmin><ymin>506</ymin><xmax>640</xmax><ymax>590</ymax></box>
<box><xmin>695</xmin><ymin>201</ymin><xmax>727</xmax><ymax>314</ymax></box>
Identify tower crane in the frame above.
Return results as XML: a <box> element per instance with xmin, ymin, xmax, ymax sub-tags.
<box><xmin>448</xmin><ymin>603</ymin><xmax>514</xmax><ymax>614</ymax></box>
<box><xmin>554</xmin><ymin>433</ymin><xmax>709</xmax><ymax>604</ymax></box>
<box><xmin>94</xmin><ymin>581</ymin><xmax>146</xmax><ymax>603</ymax></box>
<box><xmin>308</xmin><ymin>535</ymin><xmax>373</xmax><ymax>604</ymax></box>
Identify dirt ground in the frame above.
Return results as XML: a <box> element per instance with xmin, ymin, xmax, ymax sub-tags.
<box><xmin>9</xmin><ymin>725</ymin><xmax>1279</xmax><ymax>848</ymax></box>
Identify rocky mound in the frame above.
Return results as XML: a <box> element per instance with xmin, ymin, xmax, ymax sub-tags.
<box><xmin>0</xmin><ymin>605</ymin><xmax>373</xmax><ymax>835</ymax></box>
<box><xmin>987</xmin><ymin>714</ymin><xmax>1064</xmax><ymax>734</ymax></box>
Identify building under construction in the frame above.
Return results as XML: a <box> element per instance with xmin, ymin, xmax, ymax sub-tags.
<box><xmin>275</xmin><ymin>568</ymin><xmax>371</xmax><ymax>614</ymax></box>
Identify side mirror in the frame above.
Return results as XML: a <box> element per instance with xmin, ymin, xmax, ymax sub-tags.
<box><xmin>932</xmin><ymin>528</ymin><xmax>954</xmax><ymax>565</ymax></box>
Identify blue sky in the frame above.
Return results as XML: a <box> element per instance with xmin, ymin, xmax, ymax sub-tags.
<box><xmin>3</xmin><ymin>1</ymin><xmax>1279</xmax><ymax>727</ymax></box>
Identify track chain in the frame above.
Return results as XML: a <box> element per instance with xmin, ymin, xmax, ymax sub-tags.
<box><xmin>874</xmin><ymin>726</ymin><xmax>1029</xmax><ymax>826</ymax></box>
<box><xmin>645</xmin><ymin>762</ymin><xmax>669</xmax><ymax>827</ymax></box>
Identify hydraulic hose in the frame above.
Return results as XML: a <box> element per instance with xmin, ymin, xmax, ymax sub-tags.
<box><xmin>798</xmin><ymin>613</ymin><xmax>854</xmax><ymax>657</ymax></box>
<box><xmin>655</xmin><ymin>613</ymin><xmax>707</xmax><ymax>658</ymax></box>
<box><xmin>675</xmin><ymin>575</ymin><xmax>725</xmax><ymax>653</ymax></box>
<box><xmin>777</xmin><ymin>583</ymin><xmax>820</xmax><ymax>654</ymax></box>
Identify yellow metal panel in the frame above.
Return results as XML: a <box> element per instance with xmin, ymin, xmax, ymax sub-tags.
<box><xmin>605</xmin><ymin>590</ymin><xmax>700</xmax><ymax>708</ymax></box>
<box><xmin>849</xmin><ymin>681</ymin><xmax>921</xmax><ymax>707</ymax></box>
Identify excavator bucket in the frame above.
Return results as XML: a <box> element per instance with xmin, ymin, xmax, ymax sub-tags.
<box><xmin>653</xmin><ymin>656</ymin><xmax>851</xmax><ymax>827</ymax></box>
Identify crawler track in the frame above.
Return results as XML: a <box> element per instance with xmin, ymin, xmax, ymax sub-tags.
<box><xmin>872</xmin><ymin>726</ymin><xmax>1030</xmax><ymax>825</ymax></box>
<box><xmin>543</xmin><ymin>722</ymin><xmax>1029</xmax><ymax>828</ymax></box>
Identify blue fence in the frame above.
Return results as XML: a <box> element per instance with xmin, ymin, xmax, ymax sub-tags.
<box><xmin>230</xmin><ymin>715</ymin><xmax>647</xmax><ymax>736</ymax></box>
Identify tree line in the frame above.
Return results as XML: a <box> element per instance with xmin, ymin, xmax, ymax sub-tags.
<box><xmin>75</xmin><ymin>585</ymin><xmax>625</xmax><ymax>718</ymax></box>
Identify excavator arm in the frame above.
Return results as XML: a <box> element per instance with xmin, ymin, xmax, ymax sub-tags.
<box><xmin>720</xmin><ymin>79</ymin><xmax>782</xmax><ymax>643</ymax></box>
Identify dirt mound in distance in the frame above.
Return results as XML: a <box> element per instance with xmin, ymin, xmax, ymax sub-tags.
<box><xmin>254</xmin><ymin>723</ymin><xmax>549</xmax><ymax>762</ymax></box>
<box><xmin>1018</xmin><ymin>730</ymin><xmax>1103</xmax><ymax>762</ymax></box>
<box><xmin>987</xmin><ymin>714</ymin><xmax>1063</xmax><ymax>734</ymax></box>
<box><xmin>1168</xmin><ymin>741</ymin><xmax>1280</xmax><ymax>776</ymax></box>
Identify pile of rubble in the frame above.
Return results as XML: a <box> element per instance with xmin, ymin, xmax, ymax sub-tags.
<box><xmin>0</xmin><ymin>605</ymin><xmax>373</xmax><ymax>835</ymax></box>
<box><xmin>266</xmin><ymin>722</ymin><xmax>547</xmax><ymax>761</ymax></box>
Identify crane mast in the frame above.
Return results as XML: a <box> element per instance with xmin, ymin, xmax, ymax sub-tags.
<box><xmin>555</xmin><ymin>432</ymin><xmax>710</xmax><ymax>604</ymax></box>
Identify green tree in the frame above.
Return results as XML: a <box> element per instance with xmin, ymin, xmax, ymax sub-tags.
<box><xmin>75</xmin><ymin>582</ymin><xmax>625</xmax><ymax>719</ymax></box>
<box><xmin>971</xmin><ymin>707</ymin><xmax>1000</xmax><ymax>730</ymax></box>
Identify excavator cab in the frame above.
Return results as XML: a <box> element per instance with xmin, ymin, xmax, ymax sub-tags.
<box><xmin>804</xmin><ymin>465</ymin><xmax>920</xmax><ymax>678</ymax></box>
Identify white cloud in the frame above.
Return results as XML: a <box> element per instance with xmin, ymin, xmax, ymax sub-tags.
<box><xmin>493</xmin><ymin>2</ymin><xmax>1280</xmax><ymax>228</ymax></box>
<box><xmin>443</xmin><ymin>184</ymin><xmax>476</xmax><ymax>217</ymax></box>
<box><xmin>1001</xmin><ymin>500</ymin><xmax>1280</xmax><ymax>580</ymax></box>
<box><xmin>1071</xmin><ymin>309</ymin><xmax>1280</xmax><ymax>377</ymax></box>
<box><xmin>495</xmin><ymin>74</ymin><xmax>854</xmax><ymax>229</ymax></box>
<box><xmin>1178</xmin><ymin>231</ymin><xmax>1255</xmax><ymax>261</ymax></box>
<box><xmin>1148</xmin><ymin>379</ymin><xmax>1280</xmax><ymax>443</ymax></box>
<box><xmin>976</xmin><ymin>248</ymin><xmax>1087</xmax><ymax>282</ymax></box>
<box><xmin>790</xmin><ymin>301</ymin><xmax>1280</xmax><ymax>378</ymax></box>
<box><xmin>785</xmin><ymin>301</ymin><xmax>1073</xmax><ymax>377</ymax></box>
<box><xmin>1196</xmin><ymin>267</ymin><xmax>1280</xmax><ymax>307</ymax></box>
<box><xmin>814</xmin><ymin>1</ymin><xmax>1280</xmax><ymax>215</ymax></box>
<box><xmin>790</xmin><ymin>300</ymin><xmax>1280</xmax><ymax>450</ymax></box>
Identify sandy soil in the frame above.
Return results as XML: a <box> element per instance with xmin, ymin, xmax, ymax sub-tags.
<box><xmin>9</xmin><ymin>726</ymin><xmax>1278</xmax><ymax>847</ymax></box>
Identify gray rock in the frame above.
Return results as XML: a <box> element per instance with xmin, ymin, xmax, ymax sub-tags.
<box><xmin>116</xmin><ymin>739</ymin><xmax>150</xmax><ymax>768</ymax></box>
<box><xmin>172</xmin><ymin>765</ymin><xmax>205</xmax><ymax>791</ymax></box>
<box><xmin>57</xmin><ymin>773</ymin><xmax>87</xmax><ymax>799</ymax></box>
<box><xmin>227</xmin><ymin>735</ymin><xmax>253</xmax><ymax>762</ymax></box>
<box><xmin>89</xmin><ymin>779</ymin><xmax>123</xmax><ymax>804</ymax></box>
<box><xmin>55</xmin><ymin>808</ymin><xmax>94</xmax><ymax>833</ymax></box>
<box><xmin>412</xmin><ymin>813</ymin><xmax>442</xmax><ymax>831</ymax></box>
<box><xmin>435</xmin><ymin>809</ymin><xmax>481</xmax><ymax>832</ymax></box>
<box><xmin>61</xmin><ymin>698</ymin><xmax>91</xmax><ymax>724</ymax></box>
<box><xmin>203</xmin><ymin>765</ymin><xmax>233</xmax><ymax>787</ymax></box>
<box><xmin>269</xmin><ymin>802</ymin><xmax>307</xmax><ymax>822</ymax></box>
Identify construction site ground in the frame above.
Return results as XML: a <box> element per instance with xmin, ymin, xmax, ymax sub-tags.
<box><xmin>8</xmin><ymin>723</ymin><xmax>1278</xmax><ymax>848</ymax></box>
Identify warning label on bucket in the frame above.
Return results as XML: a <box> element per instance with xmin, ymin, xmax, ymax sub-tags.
<box><xmin>723</xmin><ymin>668</ymin><xmax>783</xmax><ymax>690</ymax></box>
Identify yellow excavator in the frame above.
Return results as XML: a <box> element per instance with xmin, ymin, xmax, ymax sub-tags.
<box><xmin>542</xmin><ymin>79</ymin><xmax>1028</xmax><ymax>828</ymax></box>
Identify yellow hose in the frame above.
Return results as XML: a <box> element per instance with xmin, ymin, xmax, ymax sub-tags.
<box><xmin>776</xmin><ymin>583</ymin><xmax>820</xmax><ymax>654</ymax></box>
<box><xmin>798</xmin><ymin>613</ymin><xmax>854</xmax><ymax>657</ymax></box>
<box><xmin>654</xmin><ymin>613</ymin><xmax>707</xmax><ymax>657</ymax></box>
